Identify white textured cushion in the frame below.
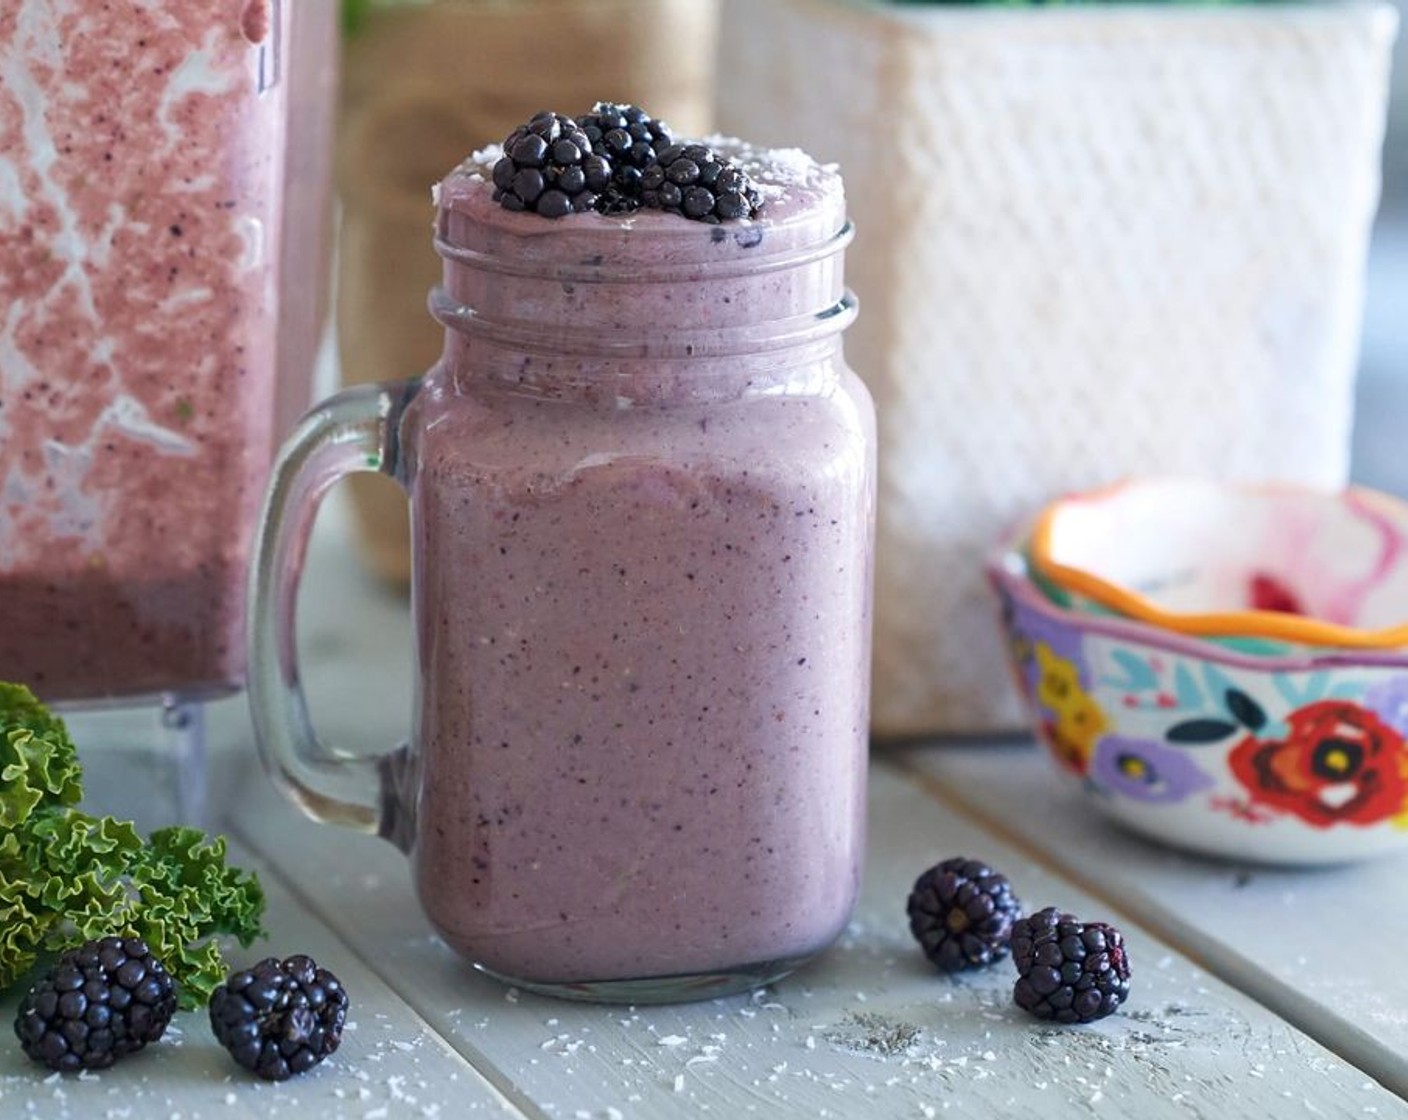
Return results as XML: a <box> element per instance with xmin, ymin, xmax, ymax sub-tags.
<box><xmin>717</xmin><ymin>0</ymin><xmax>1397</xmax><ymax>736</ymax></box>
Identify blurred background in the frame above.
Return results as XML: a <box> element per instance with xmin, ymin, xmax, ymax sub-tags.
<box><xmin>1357</xmin><ymin>0</ymin><xmax>1407</xmax><ymax>490</ymax></box>
<box><xmin>332</xmin><ymin>0</ymin><xmax>1407</xmax><ymax>738</ymax></box>
<box><xmin>333</xmin><ymin>0</ymin><xmax>1405</xmax><ymax>473</ymax></box>
<box><xmin>333</xmin><ymin>0</ymin><xmax>1406</xmax><ymax>487</ymax></box>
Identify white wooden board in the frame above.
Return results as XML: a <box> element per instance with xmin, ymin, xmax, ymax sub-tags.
<box><xmin>12</xmin><ymin>461</ymin><xmax>1408</xmax><ymax>1116</ymax></box>
<box><xmin>0</xmin><ymin>838</ymin><xmax>521</xmax><ymax>1119</ymax></box>
<box><xmin>223</xmin><ymin>742</ymin><xmax>1408</xmax><ymax>1118</ymax></box>
<box><xmin>901</xmin><ymin>739</ymin><xmax>1408</xmax><ymax>1100</ymax></box>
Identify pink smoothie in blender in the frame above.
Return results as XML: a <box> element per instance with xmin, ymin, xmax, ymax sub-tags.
<box><xmin>0</xmin><ymin>0</ymin><xmax>336</xmax><ymax>818</ymax></box>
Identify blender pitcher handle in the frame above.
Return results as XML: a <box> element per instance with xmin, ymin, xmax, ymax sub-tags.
<box><xmin>246</xmin><ymin>380</ymin><xmax>418</xmax><ymax>837</ymax></box>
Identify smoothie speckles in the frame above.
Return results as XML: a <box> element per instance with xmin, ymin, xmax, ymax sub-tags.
<box><xmin>403</xmin><ymin>135</ymin><xmax>872</xmax><ymax>994</ymax></box>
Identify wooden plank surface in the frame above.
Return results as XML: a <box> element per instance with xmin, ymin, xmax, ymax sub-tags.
<box><xmin>174</xmin><ymin>491</ymin><xmax>1404</xmax><ymax>1118</ymax></box>
<box><xmin>15</xmin><ymin>345</ymin><xmax>1408</xmax><ymax>1120</ymax></box>
<box><xmin>0</xmin><ymin>838</ymin><xmax>522</xmax><ymax>1119</ymax></box>
<box><xmin>218</xmin><ymin>647</ymin><xmax>1408</xmax><ymax>1120</ymax></box>
<box><xmin>900</xmin><ymin>738</ymin><xmax>1408</xmax><ymax>1102</ymax></box>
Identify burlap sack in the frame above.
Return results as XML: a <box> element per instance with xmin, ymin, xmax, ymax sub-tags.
<box><xmin>337</xmin><ymin>0</ymin><xmax>719</xmax><ymax>584</ymax></box>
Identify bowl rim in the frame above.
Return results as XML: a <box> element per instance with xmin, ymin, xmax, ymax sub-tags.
<box><xmin>988</xmin><ymin>533</ymin><xmax>1408</xmax><ymax>671</ymax></box>
<box><xmin>1024</xmin><ymin>477</ymin><xmax>1408</xmax><ymax>649</ymax></box>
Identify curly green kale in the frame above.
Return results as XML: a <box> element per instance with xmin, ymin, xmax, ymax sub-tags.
<box><xmin>342</xmin><ymin>0</ymin><xmax>374</xmax><ymax>36</ymax></box>
<box><xmin>0</xmin><ymin>681</ymin><xmax>83</xmax><ymax>827</ymax></box>
<box><xmin>0</xmin><ymin>683</ymin><xmax>265</xmax><ymax>1008</ymax></box>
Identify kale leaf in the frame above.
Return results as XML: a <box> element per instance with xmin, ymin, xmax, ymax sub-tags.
<box><xmin>0</xmin><ymin>683</ymin><xmax>265</xmax><ymax>1008</ymax></box>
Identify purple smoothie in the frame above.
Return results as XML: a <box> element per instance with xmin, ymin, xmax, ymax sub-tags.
<box><xmin>0</xmin><ymin>1</ymin><xmax>333</xmax><ymax>702</ymax></box>
<box><xmin>401</xmin><ymin>142</ymin><xmax>874</xmax><ymax>990</ymax></box>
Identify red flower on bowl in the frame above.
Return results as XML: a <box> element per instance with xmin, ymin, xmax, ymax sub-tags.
<box><xmin>1229</xmin><ymin>700</ymin><xmax>1408</xmax><ymax>827</ymax></box>
<box><xmin>1041</xmin><ymin>719</ymin><xmax>1092</xmax><ymax>777</ymax></box>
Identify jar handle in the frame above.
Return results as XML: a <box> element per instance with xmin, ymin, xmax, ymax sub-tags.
<box><xmin>246</xmin><ymin>379</ymin><xmax>419</xmax><ymax>839</ymax></box>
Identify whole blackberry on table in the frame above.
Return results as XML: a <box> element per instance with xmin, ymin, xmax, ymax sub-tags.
<box><xmin>1011</xmin><ymin>907</ymin><xmax>1131</xmax><ymax>1024</ymax></box>
<box><xmin>14</xmin><ymin>936</ymin><xmax>177</xmax><ymax>1072</ymax></box>
<box><xmin>574</xmin><ymin>101</ymin><xmax>673</xmax><ymax>212</ymax></box>
<box><xmin>906</xmin><ymin>857</ymin><xmax>1023</xmax><ymax>973</ymax></box>
<box><xmin>209</xmin><ymin>955</ymin><xmax>348</xmax><ymax>1081</ymax></box>
<box><xmin>491</xmin><ymin>110</ymin><xmax>612</xmax><ymax>218</ymax></box>
<box><xmin>640</xmin><ymin>142</ymin><xmax>762</xmax><ymax>223</ymax></box>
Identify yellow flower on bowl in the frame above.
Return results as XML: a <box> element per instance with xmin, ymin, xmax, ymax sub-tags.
<box><xmin>1035</xmin><ymin>643</ymin><xmax>1087</xmax><ymax>718</ymax></box>
<box><xmin>1034</xmin><ymin>642</ymin><xmax>1108</xmax><ymax>773</ymax></box>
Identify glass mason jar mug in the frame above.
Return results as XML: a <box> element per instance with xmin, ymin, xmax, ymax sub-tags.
<box><xmin>249</xmin><ymin>146</ymin><xmax>876</xmax><ymax>1002</ymax></box>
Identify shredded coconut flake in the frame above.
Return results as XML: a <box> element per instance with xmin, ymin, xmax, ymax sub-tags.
<box><xmin>448</xmin><ymin>133</ymin><xmax>830</xmax><ymax>211</ymax></box>
<box><xmin>462</xmin><ymin>144</ymin><xmax>504</xmax><ymax>180</ymax></box>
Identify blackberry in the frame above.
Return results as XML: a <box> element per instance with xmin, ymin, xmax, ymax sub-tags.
<box><xmin>1011</xmin><ymin>907</ymin><xmax>1131</xmax><ymax>1024</ymax></box>
<box><xmin>14</xmin><ymin>937</ymin><xmax>176</xmax><ymax>1072</ymax></box>
<box><xmin>907</xmin><ymin>857</ymin><xmax>1023</xmax><ymax>973</ymax></box>
<box><xmin>640</xmin><ymin>142</ymin><xmax>762</xmax><ymax>223</ymax></box>
<box><xmin>209</xmin><ymin>955</ymin><xmax>348</xmax><ymax>1081</ymax></box>
<box><xmin>491</xmin><ymin>110</ymin><xmax>611</xmax><ymax>218</ymax></box>
<box><xmin>574</xmin><ymin>101</ymin><xmax>673</xmax><ymax>213</ymax></box>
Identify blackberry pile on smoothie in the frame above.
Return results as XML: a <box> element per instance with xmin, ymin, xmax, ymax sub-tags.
<box><xmin>399</xmin><ymin>111</ymin><xmax>875</xmax><ymax>990</ymax></box>
<box><xmin>0</xmin><ymin>1</ymin><xmax>330</xmax><ymax>701</ymax></box>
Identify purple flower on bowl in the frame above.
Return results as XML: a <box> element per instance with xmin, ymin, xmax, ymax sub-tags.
<box><xmin>1006</xmin><ymin>592</ymin><xmax>1092</xmax><ymax>698</ymax></box>
<box><xmin>1090</xmin><ymin>735</ymin><xmax>1216</xmax><ymax>805</ymax></box>
<box><xmin>1362</xmin><ymin>675</ymin><xmax>1408</xmax><ymax>739</ymax></box>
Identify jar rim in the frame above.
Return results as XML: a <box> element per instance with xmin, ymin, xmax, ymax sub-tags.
<box><xmin>434</xmin><ymin>217</ymin><xmax>855</xmax><ymax>285</ymax></box>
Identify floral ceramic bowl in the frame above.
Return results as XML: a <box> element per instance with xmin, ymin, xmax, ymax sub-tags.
<box><xmin>989</xmin><ymin>536</ymin><xmax>1408</xmax><ymax>864</ymax></box>
<box><xmin>1026</xmin><ymin>477</ymin><xmax>1408</xmax><ymax>650</ymax></box>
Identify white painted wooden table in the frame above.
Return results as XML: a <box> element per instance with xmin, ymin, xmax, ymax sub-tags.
<box><xmin>3</xmin><ymin>218</ymin><xmax>1405</xmax><ymax>1119</ymax></box>
<box><xmin>5</xmin><ymin>507</ymin><xmax>1408</xmax><ymax>1120</ymax></box>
